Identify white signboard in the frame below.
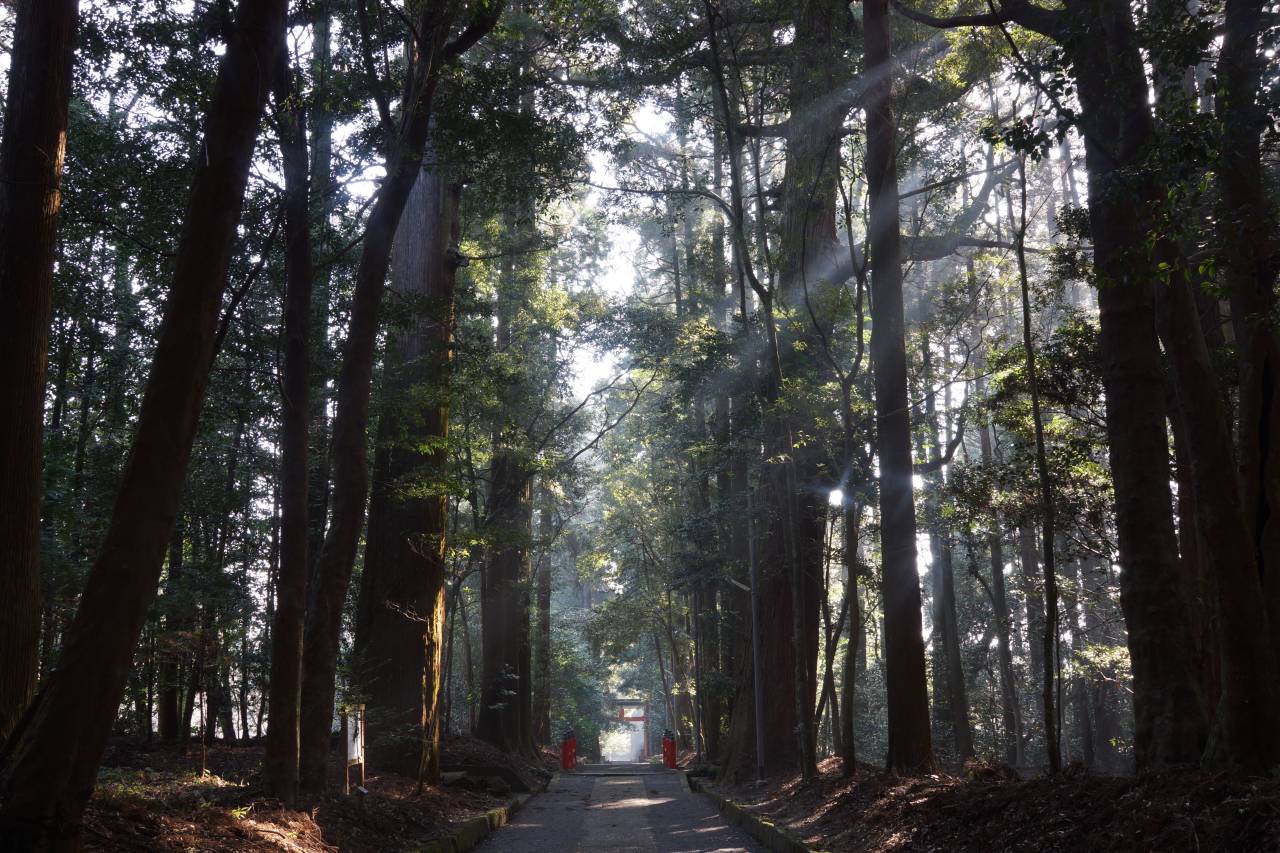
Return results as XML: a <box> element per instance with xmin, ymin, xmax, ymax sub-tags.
<box><xmin>346</xmin><ymin>708</ymin><xmax>364</xmax><ymax>764</ymax></box>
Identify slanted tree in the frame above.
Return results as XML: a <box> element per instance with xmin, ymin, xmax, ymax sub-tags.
<box><xmin>0</xmin><ymin>0</ymin><xmax>288</xmax><ymax>842</ymax></box>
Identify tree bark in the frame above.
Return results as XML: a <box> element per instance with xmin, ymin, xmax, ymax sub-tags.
<box><xmin>353</xmin><ymin>161</ymin><xmax>459</xmax><ymax>784</ymax></box>
<box><xmin>0</xmin><ymin>0</ymin><xmax>79</xmax><ymax>742</ymax></box>
<box><xmin>865</xmin><ymin>0</ymin><xmax>934</xmax><ymax>774</ymax></box>
<box><xmin>0</xmin><ymin>1</ymin><xmax>286</xmax><ymax>844</ymax></box>
<box><xmin>476</xmin><ymin>452</ymin><xmax>533</xmax><ymax>752</ymax></box>
<box><xmin>1155</xmin><ymin>246</ymin><xmax>1280</xmax><ymax>772</ymax></box>
<box><xmin>839</xmin><ymin>503</ymin><xmax>859</xmax><ymax>774</ymax></box>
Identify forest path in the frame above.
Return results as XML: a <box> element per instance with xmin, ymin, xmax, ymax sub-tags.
<box><xmin>475</xmin><ymin>763</ymin><xmax>764</xmax><ymax>852</ymax></box>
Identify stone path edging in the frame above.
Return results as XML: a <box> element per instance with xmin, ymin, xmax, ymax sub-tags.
<box><xmin>685</xmin><ymin>774</ymin><xmax>825</xmax><ymax>853</ymax></box>
<box><xmin>410</xmin><ymin>772</ymin><xmax>558</xmax><ymax>853</ymax></box>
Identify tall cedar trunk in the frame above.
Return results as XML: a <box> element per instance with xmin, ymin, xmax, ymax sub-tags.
<box><xmin>1155</xmin><ymin>243</ymin><xmax>1280</xmax><ymax>771</ymax></box>
<box><xmin>1068</xmin><ymin>564</ymin><xmax>1095</xmax><ymax>766</ymax></box>
<box><xmin>298</xmin><ymin>1</ymin><xmax>493</xmax><ymax>791</ymax></box>
<box><xmin>476</xmin><ymin>452</ymin><xmax>532</xmax><ymax>752</ymax></box>
<box><xmin>353</xmin><ymin>163</ymin><xmax>459</xmax><ymax>784</ymax></box>
<box><xmin>307</xmin><ymin>5</ymin><xmax>335</xmax><ymax>579</ymax></box>
<box><xmin>0</xmin><ymin>0</ymin><xmax>79</xmax><ymax>741</ymax></box>
<box><xmin>533</xmin><ymin>502</ymin><xmax>553</xmax><ymax>746</ymax></box>
<box><xmin>865</xmin><ymin>0</ymin><xmax>934</xmax><ymax>774</ymax></box>
<box><xmin>1063</xmin><ymin>3</ymin><xmax>1210</xmax><ymax>767</ymax></box>
<box><xmin>1017</xmin><ymin>523</ymin><xmax>1045</xmax><ymax>736</ymax></box>
<box><xmin>701</xmin><ymin>0</ymin><xmax>814</xmax><ymax>780</ymax></box>
<box><xmin>0</xmin><ymin>3</ymin><xmax>286</xmax><ymax>841</ymax></box>
<box><xmin>1216</xmin><ymin>0</ymin><xmax>1280</xmax><ymax>668</ymax></box>
<box><xmin>475</xmin><ymin>201</ymin><xmax>537</xmax><ymax>755</ymax></box>
<box><xmin>264</xmin><ymin>46</ymin><xmax>314</xmax><ymax>803</ymax></box>
<box><xmin>777</xmin><ymin>0</ymin><xmax>850</xmax><ymax>781</ymax></box>
<box><xmin>1169</xmin><ymin>385</ymin><xmax>1219</xmax><ymax>713</ymax></box>
<box><xmin>1073</xmin><ymin>0</ymin><xmax>1280</xmax><ymax>771</ymax></box>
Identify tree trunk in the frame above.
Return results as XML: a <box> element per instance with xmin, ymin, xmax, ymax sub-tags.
<box><xmin>533</xmin><ymin>500</ymin><xmax>553</xmax><ymax>746</ymax></box>
<box><xmin>1215</xmin><ymin>0</ymin><xmax>1280</xmax><ymax>670</ymax></box>
<box><xmin>476</xmin><ymin>452</ymin><xmax>533</xmax><ymax>752</ymax></box>
<box><xmin>264</xmin><ymin>45</ymin><xmax>314</xmax><ymax>804</ymax></box>
<box><xmin>306</xmin><ymin>2</ymin><xmax>335</xmax><ymax>570</ymax></box>
<box><xmin>922</xmin><ymin>340</ymin><xmax>973</xmax><ymax>763</ymax></box>
<box><xmin>979</xmin><ymin>408</ymin><xmax>1023</xmax><ymax>767</ymax></box>
<box><xmin>1155</xmin><ymin>244</ymin><xmax>1280</xmax><ymax>772</ymax></box>
<box><xmin>353</xmin><ymin>162</ymin><xmax>459</xmax><ymax>784</ymax></box>
<box><xmin>865</xmin><ymin>0</ymin><xmax>933</xmax><ymax>774</ymax></box>
<box><xmin>298</xmin><ymin>2</ymin><xmax>490</xmax><ymax>791</ymax></box>
<box><xmin>0</xmin><ymin>0</ymin><xmax>79</xmax><ymax>742</ymax></box>
<box><xmin>0</xmin><ymin>1</ymin><xmax>286</xmax><ymax>844</ymax></box>
<box><xmin>1014</xmin><ymin>159</ymin><xmax>1060</xmax><ymax>773</ymax></box>
<box><xmin>839</xmin><ymin>503</ymin><xmax>858</xmax><ymax>774</ymax></box>
<box><xmin>157</xmin><ymin>516</ymin><xmax>185</xmax><ymax>742</ymax></box>
<box><xmin>1064</xmin><ymin>4</ymin><xmax>1209</xmax><ymax>767</ymax></box>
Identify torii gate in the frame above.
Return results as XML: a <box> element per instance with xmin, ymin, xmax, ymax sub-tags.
<box><xmin>612</xmin><ymin>697</ymin><xmax>649</xmax><ymax>759</ymax></box>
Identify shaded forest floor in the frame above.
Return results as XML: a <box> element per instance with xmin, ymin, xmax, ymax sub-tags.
<box><xmin>704</xmin><ymin>757</ymin><xmax>1280</xmax><ymax>852</ymax></box>
<box><xmin>83</xmin><ymin>737</ymin><xmax>557</xmax><ymax>851</ymax></box>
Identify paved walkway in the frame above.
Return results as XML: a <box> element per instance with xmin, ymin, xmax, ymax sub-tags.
<box><xmin>475</xmin><ymin>763</ymin><xmax>764</xmax><ymax>853</ymax></box>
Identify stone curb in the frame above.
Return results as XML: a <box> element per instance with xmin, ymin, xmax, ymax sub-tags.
<box><xmin>411</xmin><ymin>771</ymin><xmax>556</xmax><ymax>853</ymax></box>
<box><xmin>686</xmin><ymin>776</ymin><xmax>824</xmax><ymax>853</ymax></box>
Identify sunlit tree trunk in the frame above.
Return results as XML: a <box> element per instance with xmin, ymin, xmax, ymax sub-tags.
<box><xmin>355</xmin><ymin>161</ymin><xmax>459</xmax><ymax>784</ymax></box>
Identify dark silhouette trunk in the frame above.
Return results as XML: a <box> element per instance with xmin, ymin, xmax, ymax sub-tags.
<box><xmin>0</xmin><ymin>1</ymin><xmax>286</xmax><ymax>844</ymax></box>
<box><xmin>0</xmin><ymin>0</ymin><xmax>79</xmax><ymax>741</ymax></box>
<box><xmin>1063</xmin><ymin>4</ymin><xmax>1210</xmax><ymax>768</ymax></box>
<box><xmin>306</xmin><ymin>3</ymin><xmax>335</xmax><ymax>570</ymax></box>
<box><xmin>1215</xmin><ymin>0</ymin><xmax>1280</xmax><ymax>670</ymax></box>
<box><xmin>264</xmin><ymin>45</ymin><xmax>314</xmax><ymax>804</ymax></box>
<box><xmin>1154</xmin><ymin>239</ymin><xmax>1280</xmax><ymax>772</ymax></box>
<box><xmin>157</xmin><ymin>517</ymin><xmax>186</xmax><ymax>742</ymax></box>
<box><xmin>839</xmin><ymin>503</ymin><xmax>859</xmax><ymax>774</ymax></box>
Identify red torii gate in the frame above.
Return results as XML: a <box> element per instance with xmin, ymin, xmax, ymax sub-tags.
<box><xmin>613</xmin><ymin>697</ymin><xmax>649</xmax><ymax>759</ymax></box>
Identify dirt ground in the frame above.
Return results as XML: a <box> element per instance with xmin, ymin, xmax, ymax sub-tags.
<box><xmin>82</xmin><ymin>737</ymin><xmax>557</xmax><ymax>852</ymax></box>
<box><xmin>705</xmin><ymin>757</ymin><xmax>1280</xmax><ymax>852</ymax></box>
